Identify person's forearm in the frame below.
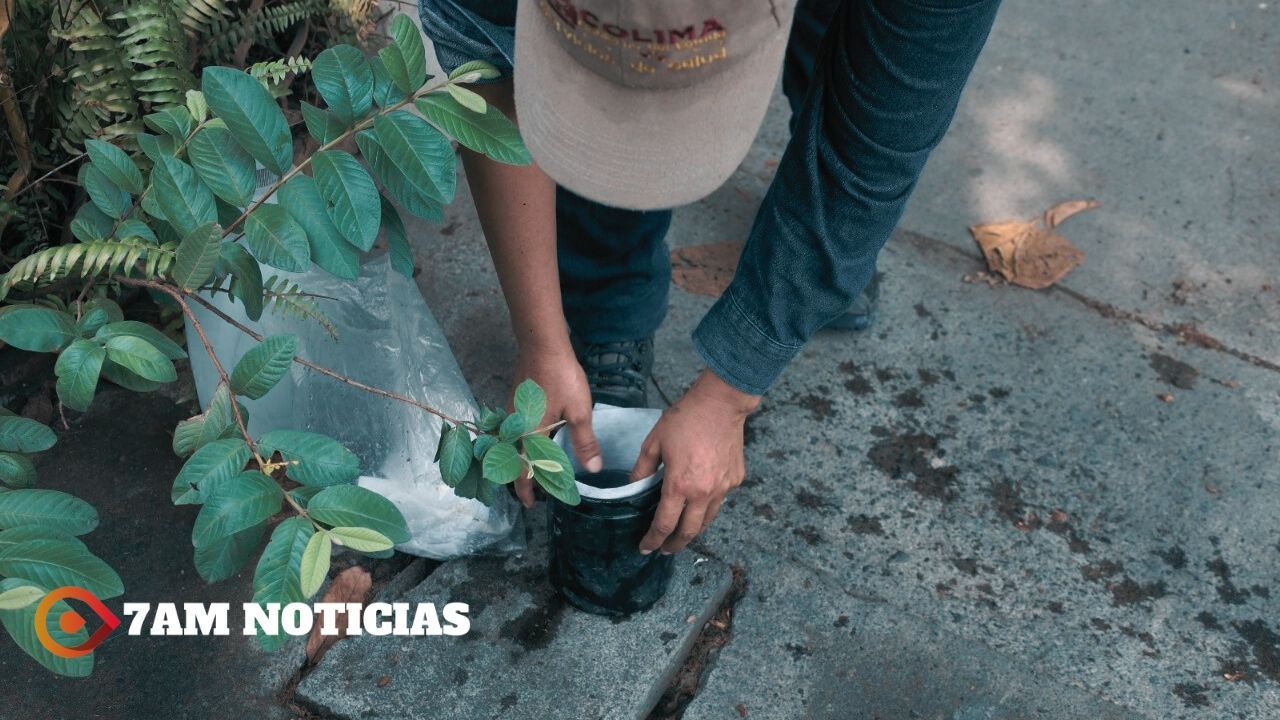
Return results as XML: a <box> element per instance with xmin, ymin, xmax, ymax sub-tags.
<box><xmin>460</xmin><ymin>80</ymin><xmax>570</xmax><ymax>355</ymax></box>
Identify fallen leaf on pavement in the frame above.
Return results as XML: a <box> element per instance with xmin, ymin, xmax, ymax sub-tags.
<box><xmin>970</xmin><ymin>199</ymin><xmax>1097</xmax><ymax>289</ymax></box>
<box><xmin>306</xmin><ymin>566</ymin><xmax>372</xmax><ymax>664</ymax></box>
<box><xmin>1044</xmin><ymin>199</ymin><xmax>1100</xmax><ymax>228</ymax></box>
<box><xmin>670</xmin><ymin>241</ymin><xmax>744</xmax><ymax>297</ymax></box>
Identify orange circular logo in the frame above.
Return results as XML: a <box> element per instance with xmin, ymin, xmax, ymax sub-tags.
<box><xmin>34</xmin><ymin>586</ymin><xmax>121</xmax><ymax>658</ymax></box>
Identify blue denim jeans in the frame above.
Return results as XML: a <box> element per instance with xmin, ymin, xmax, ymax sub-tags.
<box><xmin>421</xmin><ymin>0</ymin><xmax>1000</xmax><ymax>395</ymax></box>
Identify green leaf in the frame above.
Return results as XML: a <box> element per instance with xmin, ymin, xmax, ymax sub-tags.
<box><xmin>481</xmin><ymin>441</ymin><xmax>522</xmax><ymax>485</ymax></box>
<box><xmin>306</xmin><ymin>484</ymin><xmax>409</xmax><ymax>544</ymax></box>
<box><xmin>0</xmin><ymin>305</ymin><xmax>77</xmax><ymax>352</ymax></box>
<box><xmin>152</xmin><ymin>155</ymin><xmax>216</xmax><ymax>237</ymax></box>
<box><xmin>452</xmin><ymin>463</ymin><xmax>495</xmax><ymax>505</ymax></box>
<box><xmin>243</xmin><ymin>204</ymin><xmax>310</xmax><ymax>272</ymax></box>
<box><xmin>0</xmin><ymin>488</ymin><xmax>96</xmax><ymax>534</ymax></box>
<box><xmin>188</xmin><ymin>127</ymin><xmax>257</xmax><ymax>208</ymax></box>
<box><xmin>446</xmin><ymin>83</ymin><xmax>487</xmax><ymax>114</ymax></box>
<box><xmin>312</xmin><ymin>150</ymin><xmax>381</xmax><ymax>251</ymax></box>
<box><xmin>85</xmin><ymin>139</ymin><xmax>144</xmax><ymax>194</ymax></box>
<box><xmin>192</xmin><ymin>471</ymin><xmax>283</xmax><ymax>548</ymax></box>
<box><xmin>71</xmin><ymin>202</ymin><xmax>115</xmax><ymax>242</ymax></box>
<box><xmin>300</xmin><ymin>101</ymin><xmax>346</xmax><ymax>145</ymax></box>
<box><xmin>199</xmin><ymin>384</ymin><xmax>248</xmax><ymax>447</ymax></box>
<box><xmin>136</xmin><ymin>132</ymin><xmax>176</xmax><ymax>163</ymax></box>
<box><xmin>144</xmin><ymin>107</ymin><xmax>193</xmax><ymax>142</ymax></box>
<box><xmin>472</xmin><ymin>433</ymin><xmax>498</xmax><ymax>460</ymax></box>
<box><xmin>289</xmin><ymin>486</ymin><xmax>324</xmax><ymax>508</ymax></box>
<box><xmin>82</xmin><ymin>166</ymin><xmax>132</xmax><ymax>219</ymax></box>
<box><xmin>252</xmin><ymin>516</ymin><xmax>311</xmax><ymax>650</ymax></box>
<box><xmin>172</xmin><ymin>414</ymin><xmax>205</xmax><ymax>457</ymax></box>
<box><xmin>172</xmin><ymin>438</ymin><xmax>252</xmax><ymax>505</ymax></box>
<box><xmin>114</xmin><ymin>218</ymin><xmax>158</xmax><ymax>244</ymax></box>
<box><xmin>0</xmin><ymin>584</ymin><xmax>43</xmax><ymax>610</ymax></box>
<box><xmin>389</xmin><ymin>15</ymin><xmax>428</xmax><ymax>89</ymax></box>
<box><xmin>299</xmin><ymin>531</ymin><xmax>331</xmax><ymax>598</ymax></box>
<box><xmin>522</xmin><ymin>434</ymin><xmax>580</xmax><ymax>505</ymax></box>
<box><xmin>202</xmin><ymin>67</ymin><xmax>293</xmax><ymax>175</ymax></box>
<box><xmin>83</xmin><ymin>297</ymin><xmax>124</xmax><ymax>324</ymax></box>
<box><xmin>75</xmin><ymin>308</ymin><xmax>109</xmax><ymax>337</ymax></box>
<box><xmin>418</xmin><ymin>93</ymin><xmax>531</xmax><ymax>166</ymax></box>
<box><xmin>104</xmin><ymin>335</ymin><xmax>177</xmax><ymax>383</ymax></box>
<box><xmin>370</xmin><ymin>53</ymin><xmax>408</xmax><ymax>107</ymax></box>
<box><xmin>498</xmin><ymin>412</ymin><xmax>527</xmax><ymax>442</ymax></box>
<box><xmin>54</xmin><ymin>339</ymin><xmax>105</xmax><ymax>412</ymax></box>
<box><xmin>0</xmin><ymin>578</ymin><xmax>92</xmax><ymax>677</ymax></box>
<box><xmin>257</xmin><ymin>430</ymin><xmax>359</xmax><ymax>487</ymax></box>
<box><xmin>312</xmin><ymin>45</ymin><xmax>374</xmax><ymax>125</ymax></box>
<box><xmin>194</xmin><ymin>521</ymin><xmax>266</xmax><ymax>583</ymax></box>
<box><xmin>375</xmin><ymin>45</ymin><xmax>414</xmax><ymax>97</ymax></box>
<box><xmin>100</xmin><ymin>361</ymin><xmax>164</xmax><ymax>392</ymax></box>
<box><xmin>327</xmin><ymin>526</ymin><xmax>393</xmax><ymax>553</ymax></box>
<box><xmin>379</xmin><ymin>195</ymin><xmax>414</xmax><ymax>277</ymax></box>
<box><xmin>0</xmin><ymin>416</ymin><xmax>56</xmax><ymax>453</ymax></box>
<box><xmin>529</xmin><ymin>459</ymin><xmax>563</xmax><ymax>473</ymax></box>
<box><xmin>372</xmin><ymin>111</ymin><xmax>456</xmax><ymax>203</ymax></box>
<box><xmin>449</xmin><ymin>59</ymin><xmax>502</xmax><ymax>83</ymax></box>
<box><xmin>280</xmin><ymin>176</ymin><xmax>360</xmax><ymax>279</ymax></box>
<box><xmin>514</xmin><ymin>379</ymin><xmax>547</xmax><ymax>430</ymax></box>
<box><xmin>221</xmin><ymin>242</ymin><xmax>265</xmax><ymax>320</ymax></box>
<box><xmin>230</xmin><ymin>334</ymin><xmax>297</xmax><ymax>400</ymax></box>
<box><xmin>436</xmin><ymin>425</ymin><xmax>473</xmax><ymax>487</ymax></box>
<box><xmin>94</xmin><ymin>321</ymin><xmax>186</xmax><ymax>360</ymax></box>
<box><xmin>0</xmin><ymin>453</ymin><xmax>37</xmax><ymax>488</ymax></box>
<box><xmin>173</xmin><ymin>221</ymin><xmax>222</xmax><ymax>290</ymax></box>
<box><xmin>186</xmin><ymin>89</ymin><xmax>209</xmax><ymax>122</ymax></box>
<box><xmin>477</xmin><ymin>406</ymin><xmax>506</xmax><ymax>432</ymax></box>
<box><xmin>0</xmin><ymin>539</ymin><xmax>123</xmax><ymax>598</ymax></box>
<box><xmin>356</xmin><ymin>131</ymin><xmax>443</xmax><ymax>221</ymax></box>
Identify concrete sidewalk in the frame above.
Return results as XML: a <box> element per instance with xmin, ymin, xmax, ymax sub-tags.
<box><xmin>2</xmin><ymin>1</ymin><xmax>1276</xmax><ymax>718</ymax></box>
<box><xmin>413</xmin><ymin>1</ymin><xmax>1279</xmax><ymax>717</ymax></box>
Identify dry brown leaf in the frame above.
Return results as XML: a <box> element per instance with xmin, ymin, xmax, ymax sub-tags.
<box><xmin>305</xmin><ymin>566</ymin><xmax>372</xmax><ymax>664</ymax></box>
<box><xmin>968</xmin><ymin>220</ymin><xmax>1085</xmax><ymax>290</ymax></box>
<box><xmin>1043</xmin><ymin>199</ymin><xmax>1099</xmax><ymax>228</ymax></box>
<box><xmin>670</xmin><ymin>241</ymin><xmax>744</xmax><ymax>297</ymax></box>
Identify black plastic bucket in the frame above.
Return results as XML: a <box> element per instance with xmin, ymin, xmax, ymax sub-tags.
<box><xmin>548</xmin><ymin>469</ymin><xmax>674</xmax><ymax>616</ymax></box>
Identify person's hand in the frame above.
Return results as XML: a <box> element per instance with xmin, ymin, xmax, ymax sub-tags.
<box><xmin>631</xmin><ymin>369</ymin><xmax>761</xmax><ymax>555</ymax></box>
<box><xmin>511</xmin><ymin>344</ymin><xmax>602</xmax><ymax>507</ymax></box>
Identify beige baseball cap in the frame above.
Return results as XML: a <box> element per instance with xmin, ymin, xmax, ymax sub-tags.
<box><xmin>513</xmin><ymin>0</ymin><xmax>796</xmax><ymax>210</ymax></box>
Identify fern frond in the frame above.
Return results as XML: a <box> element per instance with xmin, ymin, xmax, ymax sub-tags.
<box><xmin>0</xmin><ymin>239</ymin><xmax>176</xmax><ymax>299</ymax></box>
<box><xmin>248</xmin><ymin>55</ymin><xmax>313</xmax><ymax>86</ymax></box>
<box><xmin>262</xmin><ymin>276</ymin><xmax>338</xmax><ymax>339</ymax></box>
<box><xmin>50</xmin><ymin>1</ymin><xmax>141</xmax><ymax>151</ymax></box>
<box><xmin>172</xmin><ymin>0</ymin><xmax>233</xmax><ymax>36</ymax></box>
<box><xmin>199</xmin><ymin>0</ymin><xmax>328</xmax><ymax>64</ymax></box>
<box><xmin>112</xmin><ymin>1</ymin><xmax>196</xmax><ymax>107</ymax></box>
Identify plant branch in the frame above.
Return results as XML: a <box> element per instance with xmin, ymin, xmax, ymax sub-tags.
<box><xmin>118</xmin><ymin>277</ymin><xmax>263</xmax><ymax>464</ymax></box>
<box><xmin>119</xmin><ymin>276</ymin><xmax>477</xmax><ymax>430</ymax></box>
<box><xmin>222</xmin><ymin>79</ymin><xmax>452</xmax><ymax>239</ymax></box>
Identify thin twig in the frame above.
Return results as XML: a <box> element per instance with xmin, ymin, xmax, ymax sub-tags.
<box><xmin>221</xmin><ymin>78</ymin><xmax>452</xmax><ymax>239</ymax></box>
<box><xmin>10</xmin><ymin>153</ymin><xmax>86</xmax><ymax>200</ymax></box>
<box><xmin>120</xmin><ymin>277</ymin><xmax>476</xmax><ymax>429</ymax></box>
<box><xmin>123</xmin><ymin>278</ymin><xmax>262</xmax><ymax>463</ymax></box>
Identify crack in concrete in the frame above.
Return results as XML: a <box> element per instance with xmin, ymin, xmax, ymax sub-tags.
<box><xmin>897</xmin><ymin>229</ymin><xmax>1280</xmax><ymax>373</ymax></box>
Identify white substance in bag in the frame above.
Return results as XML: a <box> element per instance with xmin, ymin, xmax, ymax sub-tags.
<box><xmin>185</xmin><ymin>254</ymin><xmax>523</xmax><ymax>559</ymax></box>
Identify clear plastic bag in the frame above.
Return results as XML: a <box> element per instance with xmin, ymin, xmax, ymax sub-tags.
<box><xmin>185</xmin><ymin>254</ymin><xmax>524</xmax><ymax>559</ymax></box>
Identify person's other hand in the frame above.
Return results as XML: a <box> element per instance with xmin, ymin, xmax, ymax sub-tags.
<box><xmin>631</xmin><ymin>369</ymin><xmax>761</xmax><ymax>554</ymax></box>
<box><xmin>511</xmin><ymin>345</ymin><xmax>602</xmax><ymax>507</ymax></box>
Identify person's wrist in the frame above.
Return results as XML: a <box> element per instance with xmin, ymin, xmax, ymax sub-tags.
<box><xmin>515</xmin><ymin>326</ymin><xmax>573</xmax><ymax>361</ymax></box>
<box><xmin>689</xmin><ymin>368</ymin><xmax>761</xmax><ymax>417</ymax></box>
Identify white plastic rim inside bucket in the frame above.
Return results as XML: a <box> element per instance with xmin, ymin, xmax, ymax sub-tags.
<box><xmin>553</xmin><ymin>404</ymin><xmax>664</xmax><ymax>500</ymax></box>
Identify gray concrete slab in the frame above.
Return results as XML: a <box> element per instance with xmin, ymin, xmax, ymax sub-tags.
<box><xmin>295</xmin><ymin>515</ymin><xmax>733</xmax><ymax>720</ymax></box>
<box><xmin>682</xmin><ymin>561</ymin><xmax>1143</xmax><ymax>720</ymax></box>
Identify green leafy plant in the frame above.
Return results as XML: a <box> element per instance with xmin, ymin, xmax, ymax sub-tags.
<box><xmin>0</xmin><ymin>16</ymin><xmax>573</xmax><ymax>675</ymax></box>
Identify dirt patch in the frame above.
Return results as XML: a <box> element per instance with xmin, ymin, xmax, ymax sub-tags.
<box><xmin>1149</xmin><ymin>352</ymin><xmax>1200</xmax><ymax>389</ymax></box>
<box><xmin>839</xmin><ymin>361</ymin><xmax>875</xmax><ymax>396</ymax></box>
<box><xmin>846</xmin><ymin>514</ymin><xmax>884</xmax><ymax>536</ymax></box>
<box><xmin>1207</xmin><ymin>556</ymin><xmax>1251</xmax><ymax>605</ymax></box>
<box><xmin>1109</xmin><ymin>576</ymin><xmax>1167</xmax><ymax>607</ymax></box>
<box><xmin>892</xmin><ymin>388</ymin><xmax>925</xmax><ymax>409</ymax></box>
<box><xmin>1172</xmin><ymin>682</ymin><xmax>1211</xmax><ymax>708</ymax></box>
<box><xmin>647</xmin><ymin>565</ymin><xmax>748</xmax><ymax>719</ymax></box>
<box><xmin>1234</xmin><ymin>619</ymin><xmax>1280</xmax><ymax>684</ymax></box>
<box><xmin>502</xmin><ymin>593</ymin><xmax>568</xmax><ymax>656</ymax></box>
<box><xmin>794</xmin><ymin>488</ymin><xmax>835</xmax><ymax>512</ymax></box>
<box><xmin>792</xmin><ymin>393</ymin><xmax>836</xmax><ymax>422</ymax></box>
<box><xmin>867</xmin><ymin>431</ymin><xmax>959</xmax><ymax>502</ymax></box>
